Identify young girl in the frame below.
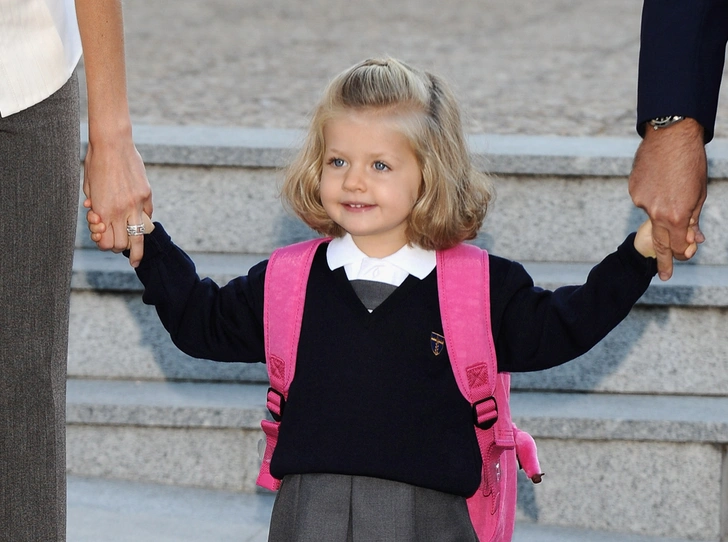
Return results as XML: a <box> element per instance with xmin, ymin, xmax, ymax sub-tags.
<box><xmin>87</xmin><ymin>58</ymin><xmax>667</xmax><ymax>541</ymax></box>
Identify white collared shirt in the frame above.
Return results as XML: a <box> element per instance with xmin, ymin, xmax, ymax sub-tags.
<box><xmin>0</xmin><ymin>0</ymin><xmax>82</xmax><ymax>117</ymax></box>
<box><xmin>326</xmin><ymin>234</ymin><xmax>436</xmax><ymax>287</ymax></box>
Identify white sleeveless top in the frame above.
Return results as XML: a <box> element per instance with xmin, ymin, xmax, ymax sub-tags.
<box><xmin>0</xmin><ymin>0</ymin><xmax>82</xmax><ymax>117</ymax></box>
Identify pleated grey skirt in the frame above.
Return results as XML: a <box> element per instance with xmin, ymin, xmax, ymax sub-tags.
<box><xmin>268</xmin><ymin>474</ymin><xmax>478</xmax><ymax>542</ymax></box>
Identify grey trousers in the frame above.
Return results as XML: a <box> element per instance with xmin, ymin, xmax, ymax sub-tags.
<box><xmin>268</xmin><ymin>474</ymin><xmax>478</xmax><ymax>542</ymax></box>
<box><xmin>0</xmin><ymin>73</ymin><xmax>80</xmax><ymax>542</ymax></box>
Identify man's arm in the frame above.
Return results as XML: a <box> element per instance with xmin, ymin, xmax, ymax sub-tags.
<box><xmin>75</xmin><ymin>0</ymin><xmax>152</xmax><ymax>268</ymax></box>
<box><xmin>629</xmin><ymin>118</ymin><xmax>706</xmax><ymax>280</ymax></box>
<box><xmin>630</xmin><ymin>0</ymin><xmax>728</xmax><ymax>280</ymax></box>
<box><xmin>637</xmin><ymin>0</ymin><xmax>728</xmax><ymax>141</ymax></box>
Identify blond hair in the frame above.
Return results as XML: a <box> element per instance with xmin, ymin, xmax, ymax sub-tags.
<box><xmin>282</xmin><ymin>57</ymin><xmax>494</xmax><ymax>251</ymax></box>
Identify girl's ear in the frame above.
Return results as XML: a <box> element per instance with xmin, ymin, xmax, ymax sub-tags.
<box><xmin>414</xmin><ymin>176</ymin><xmax>425</xmax><ymax>202</ymax></box>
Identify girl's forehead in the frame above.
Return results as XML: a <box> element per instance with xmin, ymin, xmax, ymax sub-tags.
<box><xmin>322</xmin><ymin>108</ymin><xmax>424</xmax><ymax>143</ymax></box>
<box><xmin>328</xmin><ymin>106</ymin><xmax>421</xmax><ymax>125</ymax></box>
<box><xmin>323</xmin><ymin>113</ymin><xmax>415</xmax><ymax>148</ymax></box>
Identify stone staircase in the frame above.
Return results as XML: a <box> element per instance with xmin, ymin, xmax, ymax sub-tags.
<box><xmin>67</xmin><ymin>125</ymin><xmax>728</xmax><ymax>541</ymax></box>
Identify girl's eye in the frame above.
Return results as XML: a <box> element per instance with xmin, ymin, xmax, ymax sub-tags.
<box><xmin>374</xmin><ymin>161</ymin><xmax>389</xmax><ymax>171</ymax></box>
<box><xmin>330</xmin><ymin>158</ymin><xmax>345</xmax><ymax>167</ymax></box>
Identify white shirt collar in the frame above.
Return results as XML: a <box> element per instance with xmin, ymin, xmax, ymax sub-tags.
<box><xmin>326</xmin><ymin>234</ymin><xmax>436</xmax><ymax>286</ymax></box>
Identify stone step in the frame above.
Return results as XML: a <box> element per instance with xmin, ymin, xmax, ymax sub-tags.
<box><xmin>75</xmin><ymin>126</ymin><xmax>728</xmax><ymax>265</ymax></box>
<box><xmin>65</xmin><ymin>379</ymin><xmax>728</xmax><ymax>541</ymax></box>
<box><xmin>67</xmin><ymin>476</ymin><xmax>710</xmax><ymax>542</ymax></box>
<box><xmin>70</xmin><ymin>247</ymin><xmax>728</xmax><ymax>395</ymax></box>
<box><xmin>66</xmin><ymin>380</ymin><xmax>268</xmax><ymax>493</ymax></box>
<box><xmin>82</xmin><ymin>124</ymin><xmax>728</xmax><ymax>177</ymax></box>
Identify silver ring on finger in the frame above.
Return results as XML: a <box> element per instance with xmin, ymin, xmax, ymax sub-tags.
<box><xmin>126</xmin><ymin>223</ymin><xmax>146</xmax><ymax>236</ymax></box>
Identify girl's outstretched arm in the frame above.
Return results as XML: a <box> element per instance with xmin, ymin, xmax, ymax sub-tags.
<box><xmin>85</xmin><ymin>205</ymin><xmax>267</xmax><ymax>363</ymax></box>
<box><xmin>491</xmin><ymin>231</ymin><xmax>657</xmax><ymax>373</ymax></box>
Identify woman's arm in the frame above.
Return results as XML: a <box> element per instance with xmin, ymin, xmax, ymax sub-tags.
<box><xmin>75</xmin><ymin>0</ymin><xmax>152</xmax><ymax>268</ymax></box>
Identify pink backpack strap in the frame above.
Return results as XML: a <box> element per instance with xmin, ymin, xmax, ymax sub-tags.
<box><xmin>437</xmin><ymin>243</ymin><xmax>513</xmax><ymax>439</ymax></box>
<box><xmin>257</xmin><ymin>237</ymin><xmax>328</xmax><ymax>490</ymax></box>
<box><xmin>437</xmin><ymin>243</ymin><xmax>516</xmax><ymax>542</ymax></box>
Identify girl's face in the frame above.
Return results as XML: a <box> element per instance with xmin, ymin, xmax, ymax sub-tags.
<box><xmin>319</xmin><ymin>109</ymin><xmax>423</xmax><ymax>258</ymax></box>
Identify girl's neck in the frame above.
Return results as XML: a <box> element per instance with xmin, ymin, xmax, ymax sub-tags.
<box><xmin>350</xmin><ymin>236</ymin><xmax>407</xmax><ymax>259</ymax></box>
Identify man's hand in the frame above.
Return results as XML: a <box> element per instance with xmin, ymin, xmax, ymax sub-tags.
<box><xmin>629</xmin><ymin>118</ymin><xmax>707</xmax><ymax>280</ymax></box>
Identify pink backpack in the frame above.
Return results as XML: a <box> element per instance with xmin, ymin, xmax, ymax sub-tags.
<box><xmin>256</xmin><ymin>238</ymin><xmax>543</xmax><ymax>542</ymax></box>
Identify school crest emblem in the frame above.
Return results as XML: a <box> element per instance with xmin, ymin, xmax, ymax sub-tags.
<box><xmin>430</xmin><ymin>332</ymin><xmax>445</xmax><ymax>356</ymax></box>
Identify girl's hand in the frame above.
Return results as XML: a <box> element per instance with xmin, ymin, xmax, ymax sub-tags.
<box><xmin>85</xmin><ymin>199</ymin><xmax>106</xmax><ymax>244</ymax></box>
<box><xmin>634</xmin><ymin>218</ymin><xmax>698</xmax><ymax>261</ymax></box>
<box><xmin>139</xmin><ymin>211</ymin><xmax>155</xmax><ymax>236</ymax></box>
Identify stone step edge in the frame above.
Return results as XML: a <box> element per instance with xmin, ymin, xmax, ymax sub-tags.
<box><xmin>512</xmin><ymin>520</ymin><xmax>707</xmax><ymax>542</ymax></box>
<box><xmin>81</xmin><ymin>123</ymin><xmax>728</xmax><ymax>178</ymax></box>
<box><xmin>66</xmin><ymin>379</ymin><xmax>728</xmax><ymax>445</ymax></box>
<box><xmin>72</xmin><ymin>247</ymin><xmax>728</xmax><ymax>308</ymax></box>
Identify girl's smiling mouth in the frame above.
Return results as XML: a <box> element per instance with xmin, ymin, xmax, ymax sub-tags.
<box><xmin>343</xmin><ymin>202</ymin><xmax>374</xmax><ymax>210</ymax></box>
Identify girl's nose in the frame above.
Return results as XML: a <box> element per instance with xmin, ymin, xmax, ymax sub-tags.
<box><xmin>342</xmin><ymin>167</ymin><xmax>366</xmax><ymax>191</ymax></box>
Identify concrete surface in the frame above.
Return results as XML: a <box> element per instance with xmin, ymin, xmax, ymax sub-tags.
<box><xmin>79</xmin><ymin>0</ymin><xmax>728</xmax><ymax>139</ymax></box>
<box><xmin>65</xmin><ymin>378</ymin><xmax>728</xmax><ymax>539</ymax></box>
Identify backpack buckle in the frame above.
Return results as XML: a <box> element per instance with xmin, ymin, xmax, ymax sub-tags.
<box><xmin>473</xmin><ymin>396</ymin><xmax>498</xmax><ymax>430</ymax></box>
<box><xmin>266</xmin><ymin>387</ymin><xmax>286</xmax><ymax>422</ymax></box>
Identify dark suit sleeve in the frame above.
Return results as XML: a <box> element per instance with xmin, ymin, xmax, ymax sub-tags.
<box><xmin>637</xmin><ymin>0</ymin><xmax>728</xmax><ymax>142</ymax></box>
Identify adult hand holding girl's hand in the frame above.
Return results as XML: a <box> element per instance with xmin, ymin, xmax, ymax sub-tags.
<box><xmin>633</xmin><ymin>218</ymin><xmax>697</xmax><ymax>261</ymax></box>
<box><xmin>82</xmin><ymin>137</ymin><xmax>152</xmax><ymax>268</ymax></box>
<box><xmin>86</xmin><ymin>204</ymin><xmax>155</xmax><ymax>257</ymax></box>
<box><xmin>628</xmin><ymin>118</ymin><xmax>707</xmax><ymax>280</ymax></box>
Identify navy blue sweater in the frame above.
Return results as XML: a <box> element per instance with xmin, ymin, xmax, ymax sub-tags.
<box><xmin>134</xmin><ymin>224</ymin><xmax>656</xmax><ymax>496</ymax></box>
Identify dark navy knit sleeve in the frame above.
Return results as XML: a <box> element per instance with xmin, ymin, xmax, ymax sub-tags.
<box><xmin>133</xmin><ymin>223</ymin><xmax>268</xmax><ymax>363</ymax></box>
<box><xmin>490</xmin><ymin>233</ymin><xmax>657</xmax><ymax>373</ymax></box>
